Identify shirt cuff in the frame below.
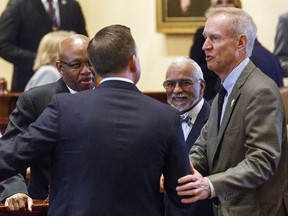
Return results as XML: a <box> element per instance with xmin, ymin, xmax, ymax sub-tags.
<box><xmin>205</xmin><ymin>177</ymin><xmax>216</xmax><ymax>198</ymax></box>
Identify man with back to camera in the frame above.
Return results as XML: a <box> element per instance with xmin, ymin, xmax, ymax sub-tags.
<box><xmin>162</xmin><ymin>57</ymin><xmax>213</xmax><ymax>216</ymax></box>
<box><xmin>177</xmin><ymin>7</ymin><xmax>288</xmax><ymax>215</ymax></box>
<box><xmin>0</xmin><ymin>25</ymin><xmax>190</xmax><ymax>215</ymax></box>
<box><xmin>0</xmin><ymin>0</ymin><xmax>87</xmax><ymax>92</ymax></box>
<box><xmin>0</xmin><ymin>34</ymin><xmax>96</xmax><ymax>212</ymax></box>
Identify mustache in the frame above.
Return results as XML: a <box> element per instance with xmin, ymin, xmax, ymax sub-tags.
<box><xmin>170</xmin><ymin>93</ymin><xmax>189</xmax><ymax>99</ymax></box>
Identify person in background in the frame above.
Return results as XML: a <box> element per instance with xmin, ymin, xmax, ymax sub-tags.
<box><xmin>274</xmin><ymin>11</ymin><xmax>288</xmax><ymax>77</ymax></box>
<box><xmin>0</xmin><ymin>25</ymin><xmax>190</xmax><ymax>215</ymax></box>
<box><xmin>177</xmin><ymin>7</ymin><xmax>288</xmax><ymax>215</ymax></box>
<box><xmin>0</xmin><ymin>0</ymin><xmax>87</xmax><ymax>92</ymax></box>
<box><xmin>0</xmin><ymin>34</ymin><xmax>96</xmax><ymax>211</ymax></box>
<box><xmin>162</xmin><ymin>57</ymin><xmax>213</xmax><ymax>216</ymax></box>
<box><xmin>190</xmin><ymin>0</ymin><xmax>283</xmax><ymax>103</ymax></box>
<box><xmin>24</xmin><ymin>30</ymin><xmax>75</xmax><ymax>91</ymax></box>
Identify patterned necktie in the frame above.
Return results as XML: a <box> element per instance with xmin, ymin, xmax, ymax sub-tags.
<box><xmin>218</xmin><ymin>84</ymin><xmax>227</xmax><ymax>130</ymax></box>
<box><xmin>180</xmin><ymin>113</ymin><xmax>192</xmax><ymax>127</ymax></box>
<box><xmin>47</xmin><ymin>0</ymin><xmax>58</xmax><ymax>30</ymax></box>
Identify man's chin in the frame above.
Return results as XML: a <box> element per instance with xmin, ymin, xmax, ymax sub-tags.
<box><xmin>171</xmin><ymin>103</ymin><xmax>186</xmax><ymax>112</ymax></box>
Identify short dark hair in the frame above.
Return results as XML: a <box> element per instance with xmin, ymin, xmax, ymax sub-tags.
<box><xmin>87</xmin><ymin>25</ymin><xmax>136</xmax><ymax>77</ymax></box>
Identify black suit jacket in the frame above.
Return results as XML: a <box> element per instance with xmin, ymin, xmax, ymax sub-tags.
<box><xmin>0</xmin><ymin>79</ymin><xmax>69</xmax><ymax>201</ymax></box>
<box><xmin>0</xmin><ymin>80</ymin><xmax>190</xmax><ymax>216</ymax></box>
<box><xmin>164</xmin><ymin>100</ymin><xmax>214</xmax><ymax>216</ymax></box>
<box><xmin>0</xmin><ymin>0</ymin><xmax>87</xmax><ymax>92</ymax></box>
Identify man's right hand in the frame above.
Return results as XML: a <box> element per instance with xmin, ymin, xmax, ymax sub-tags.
<box><xmin>4</xmin><ymin>193</ymin><xmax>33</xmax><ymax>212</ymax></box>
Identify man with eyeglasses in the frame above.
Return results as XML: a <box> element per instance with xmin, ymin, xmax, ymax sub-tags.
<box><xmin>161</xmin><ymin>57</ymin><xmax>213</xmax><ymax>216</ymax></box>
<box><xmin>0</xmin><ymin>34</ymin><xmax>96</xmax><ymax>211</ymax></box>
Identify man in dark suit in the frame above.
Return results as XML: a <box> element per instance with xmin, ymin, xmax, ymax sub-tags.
<box><xmin>162</xmin><ymin>57</ymin><xmax>213</xmax><ymax>216</ymax></box>
<box><xmin>0</xmin><ymin>34</ymin><xmax>96</xmax><ymax>211</ymax></box>
<box><xmin>0</xmin><ymin>0</ymin><xmax>87</xmax><ymax>92</ymax></box>
<box><xmin>274</xmin><ymin>11</ymin><xmax>288</xmax><ymax>77</ymax></box>
<box><xmin>177</xmin><ymin>8</ymin><xmax>288</xmax><ymax>215</ymax></box>
<box><xmin>0</xmin><ymin>25</ymin><xmax>190</xmax><ymax>215</ymax></box>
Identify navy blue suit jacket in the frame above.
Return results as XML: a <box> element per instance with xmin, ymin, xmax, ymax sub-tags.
<box><xmin>0</xmin><ymin>79</ymin><xmax>69</xmax><ymax>201</ymax></box>
<box><xmin>164</xmin><ymin>100</ymin><xmax>214</xmax><ymax>216</ymax></box>
<box><xmin>0</xmin><ymin>80</ymin><xmax>190</xmax><ymax>216</ymax></box>
<box><xmin>0</xmin><ymin>0</ymin><xmax>87</xmax><ymax>92</ymax></box>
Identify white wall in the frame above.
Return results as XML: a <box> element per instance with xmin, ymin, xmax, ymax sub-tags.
<box><xmin>1</xmin><ymin>0</ymin><xmax>288</xmax><ymax>91</ymax></box>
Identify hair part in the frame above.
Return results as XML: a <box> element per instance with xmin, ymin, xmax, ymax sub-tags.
<box><xmin>87</xmin><ymin>25</ymin><xmax>136</xmax><ymax>77</ymax></box>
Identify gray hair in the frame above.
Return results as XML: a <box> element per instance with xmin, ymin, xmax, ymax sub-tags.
<box><xmin>206</xmin><ymin>7</ymin><xmax>257</xmax><ymax>56</ymax></box>
<box><xmin>168</xmin><ymin>57</ymin><xmax>204</xmax><ymax>81</ymax></box>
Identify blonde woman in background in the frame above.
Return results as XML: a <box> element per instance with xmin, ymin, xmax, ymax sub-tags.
<box><xmin>24</xmin><ymin>31</ymin><xmax>75</xmax><ymax>91</ymax></box>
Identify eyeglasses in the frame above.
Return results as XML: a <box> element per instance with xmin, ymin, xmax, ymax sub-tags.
<box><xmin>163</xmin><ymin>79</ymin><xmax>200</xmax><ymax>90</ymax></box>
<box><xmin>59</xmin><ymin>60</ymin><xmax>93</xmax><ymax>71</ymax></box>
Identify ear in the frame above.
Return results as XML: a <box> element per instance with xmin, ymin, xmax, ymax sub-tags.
<box><xmin>200</xmin><ymin>80</ymin><xmax>206</xmax><ymax>94</ymax></box>
<box><xmin>237</xmin><ymin>34</ymin><xmax>248</xmax><ymax>51</ymax></box>
<box><xmin>128</xmin><ymin>55</ymin><xmax>137</xmax><ymax>73</ymax></box>
<box><xmin>56</xmin><ymin>61</ymin><xmax>64</xmax><ymax>75</ymax></box>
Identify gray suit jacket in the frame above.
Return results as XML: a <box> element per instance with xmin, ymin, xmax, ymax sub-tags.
<box><xmin>190</xmin><ymin>61</ymin><xmax>288</xmax><ymax>216</ymax></box>
<box><xmin>0</xmin><ymin>79</ymin><xmax>69</xmax><ymax>201</ymax></box>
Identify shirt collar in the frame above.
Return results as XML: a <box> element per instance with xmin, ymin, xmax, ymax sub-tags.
<box><xmin>188</xmin><ymin>98</ymin><xmax>204</xmax><ymax>125</ymax></box>
<box><xmin>181</xmin><ymin>98</ymin><xmax>204</xmax><ymax>126</ymax></box>
<box><xmin>222</xmin><ymin>57</ymin><xmax>250</xmax><ymax>97</ymax></box>
<box><xmin>100</xmin><ymin>77</ymin><xmax>134</xmax><ymax>84</ymax></box>
<box><xmin>66</xmin><ymin>85</ymin><xmax>78</xmax><ymax>94</ymax></box>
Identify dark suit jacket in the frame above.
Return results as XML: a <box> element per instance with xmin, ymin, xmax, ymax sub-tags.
<box><xmin>0</xmin><ymin>80</ymin><xmax>191</xmax><ymax>216</ymax></box>
<box><xmin>0</xmin><ymin>79</ymin><xmax>69</xmax><ymax>201</ymax></box>
<box><xmin>191</xmin><ymin>61</ymin><xmax>288</xmax><ymax>215</ymax></box>
<box><xmin>164</xmin><ymin>100</ymin><xmax>214</xmax><ymax>216</ymax></box>
<box><xmin>0</xmin><ymin>0</ymin><xmax>87</xmax><ymax>92</ymax></box>
<box><xmin>250</xmin><ymin>39</ymin><xmax>283</xmax><ymax>87</ymax></box>
<box><xmin>190</xmin><ymin>28</ymin><xmax>284</xmax><ymax>102</ymax></box>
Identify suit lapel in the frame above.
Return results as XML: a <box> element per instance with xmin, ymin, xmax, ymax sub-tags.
<box><xmin>55</xmin><ymin>79</ymin><xmax>70</xmax><ymax>93</ymax></box>
<box><xmin>58</xmin><ymin>0</ymin><xmax>69</xmax><ymax>28</ymax></box>
<box><xmin>211</xmin><ymin>61</ymin><xmax>257</xmax><ymax>161</ymax></box>
<box><xmin>33</xmin><ymin>0</ymin><xmax>52</xmax><ymax>26</ymax></box>
<box><xmin>186</xmin><ymin>101</ymin><xmax>210</xmax><ymax>149</ymax></box>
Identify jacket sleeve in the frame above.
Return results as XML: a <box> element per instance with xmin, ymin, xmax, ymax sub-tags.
<box><xmin>0</xmin><ymin>0</ymin><xmax>35</xmax><ymax>64</ymax></box>
<box><xmin>274</xmin><ymin>13</ymin><xmax>288</xmax><ymax>76</ymax></box>
<box><xmin>0</xmin><ymin>175</ymin><xmax>28</xmax><ymax>202</ymax></box>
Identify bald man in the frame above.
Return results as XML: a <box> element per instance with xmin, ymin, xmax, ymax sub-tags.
<box><xmin>0</xmin><ymin>34</ymin><xmax>96</xmax><ymax>211</ymax></box>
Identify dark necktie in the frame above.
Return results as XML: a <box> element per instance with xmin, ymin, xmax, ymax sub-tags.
<box><xmin>47</xmin><ymin>0</ymin><xmax>58</xmax><ymax>30</ymax></box>
<box><xmin>218</xmin><ymin>84</ymin><xmax>227</xmax><ymax>130</ymax></box>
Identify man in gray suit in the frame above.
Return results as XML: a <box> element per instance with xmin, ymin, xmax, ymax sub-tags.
<box><xmin>176</xmin><ymin>8</ymin><xmax>288</xmax><ymax>215</ymax></box>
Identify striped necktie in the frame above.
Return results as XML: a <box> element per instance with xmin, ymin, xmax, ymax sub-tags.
<box><xmin>47</xmin><ymin>0</ymin><xmax>58</xmax><ymax>30</ymax></box>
